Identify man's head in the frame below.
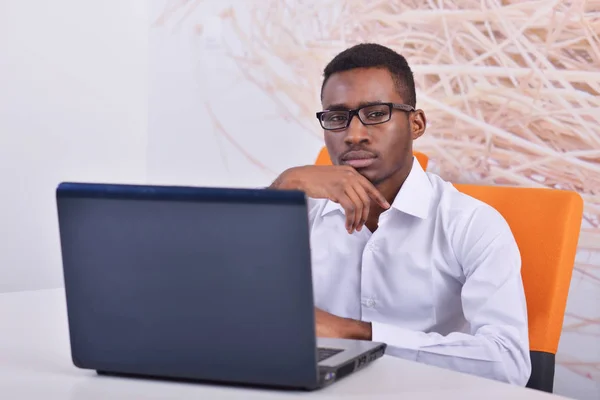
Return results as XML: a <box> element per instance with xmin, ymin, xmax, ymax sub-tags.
<box><xmin>318</xmin><ymin>43</ymin><xmax>426</xmax><ymax>188</ymax></box>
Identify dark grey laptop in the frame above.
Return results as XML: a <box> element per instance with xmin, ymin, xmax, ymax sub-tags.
<box><xmin>56</xmin><ymin>182</ymin><xmax>386</xmax><ymax>390</ymax></box>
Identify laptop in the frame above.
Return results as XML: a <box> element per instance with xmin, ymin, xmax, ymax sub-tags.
<box><xmin>56</xmin><ymin>182</ymin><xmax>386</xmax><ymax>390</ymax></box>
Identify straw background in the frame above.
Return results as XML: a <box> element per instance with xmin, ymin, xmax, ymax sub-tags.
<box><xmin>152</xmin><ymin>1</ymin><xmax>600</xmax><ymax>398</ymax></box>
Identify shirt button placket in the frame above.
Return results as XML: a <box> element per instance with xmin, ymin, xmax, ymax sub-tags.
<box><xmin>361</xmin><ymin>238</ymin><xmax>378</xmax><ymax>317</ymax></box>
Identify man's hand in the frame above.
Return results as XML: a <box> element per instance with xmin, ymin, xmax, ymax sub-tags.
<box><xmin>315</xmin><ymin>308</ymin><xmax>372</xmax><ymax>340</ymax></box>
<box><xmin>270</xmin><ymin>165</ymin><xmax>390</xmax><ymax>234</ymax></box>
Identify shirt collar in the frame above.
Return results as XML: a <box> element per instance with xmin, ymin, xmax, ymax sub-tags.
<box><xmin>321</xmin><ymin>156</ymin><xmax>433</xmax><ymax>219</ymax></box>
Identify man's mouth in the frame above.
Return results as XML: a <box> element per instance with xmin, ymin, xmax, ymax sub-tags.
<box><xmin>341</xmin><ymin>150</ymin><xmax>377</xmax><ymax>168</ymax></box>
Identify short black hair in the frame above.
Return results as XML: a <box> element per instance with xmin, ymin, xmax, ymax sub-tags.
<box><xmin>321</xmin><ymin>43</ymin><xmax>416</xmax><ymax>107</ymax></box>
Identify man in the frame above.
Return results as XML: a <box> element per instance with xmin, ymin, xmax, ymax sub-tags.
<box><xmin>270</xmin><ymin>43</ymin><xmax>531</xmax><ymax>385</ymax></box>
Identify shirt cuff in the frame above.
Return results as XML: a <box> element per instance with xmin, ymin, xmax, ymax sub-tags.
<box><xmin>371</xmin><ymin>321</ymin><xmax>426</xmax><ymax>361</ymax></box>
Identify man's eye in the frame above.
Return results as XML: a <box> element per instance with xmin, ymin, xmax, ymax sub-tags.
<box><xmin>367</xmin><ymin>111</ymin><xmax>388</xmax><ymax>120</ymax></box>
<box><xmin>326</xmin><ymin>113</ymin><xmax>348</xmax><ymax>121</ymax></box>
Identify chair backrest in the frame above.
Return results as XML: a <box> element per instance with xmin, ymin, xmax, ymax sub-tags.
<box><xmin>454</xmin><ymin>184</ymin><xmax>583</xmax><ymax>392</ymax></box>
<box><xmin>314</xmin><ymin>146</ymin><xmax>429</xmax><ymax>170</ymax></box>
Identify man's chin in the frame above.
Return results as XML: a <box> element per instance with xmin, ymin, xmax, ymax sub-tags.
<box><xmin>355</xmin><ymin>169</ymin><xmax>380</xmax><ymax>184</ymax></box>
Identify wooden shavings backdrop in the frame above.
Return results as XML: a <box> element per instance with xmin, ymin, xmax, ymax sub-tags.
<box><xmin>151</xmin><ymin>1</ymin><xmax>600</xmax><ymax>398</ymax></box>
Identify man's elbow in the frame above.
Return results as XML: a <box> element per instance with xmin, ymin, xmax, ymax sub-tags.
<box><xmin>502</xmin><ymin>347</ymin><xmax>532</xmax><ymax>387</ymax></box>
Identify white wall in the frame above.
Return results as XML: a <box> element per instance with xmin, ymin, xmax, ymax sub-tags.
<box><xmin>147</xmin><ymin>0</ymin><xmax>323</xmax><ymax>188</ymax></box>
<box><xmin>0</xmin><ymin>0</ymin><xmax>148</xmax><ymax>292</ymax></box>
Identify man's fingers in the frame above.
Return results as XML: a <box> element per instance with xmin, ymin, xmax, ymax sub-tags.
<box><xmin>337</xmin><ymin>193</ymin><xmax>356</xmax><ymax>233</ymax></box>
<box><xmin>345</xmin><ymin>168</ymin><xmax>390</xmax><ymax>209</ymax></box>
<box><xmin>344</xmin><ymin>186</ymin><xmax>365</xmax><ymax>233</ymax></box>
<box><xmin>348</xmin><ymin>185</ymin><xmax>370</xmax><ymax>232</ymax></box>
<box><xmin>358</xmin><ymin>178</ymin><xmax>389</xmax><ymax>209</ymax></box>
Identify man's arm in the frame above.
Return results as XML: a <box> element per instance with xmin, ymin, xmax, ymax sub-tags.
<box><xmin>371</xmin><ymin>205</ymin><xmax>531</xmax><ymax>385</ymax></box>
<box><xmin>267</xmin><ymin>165</ymin><xmax>389</xmax><ymax>233</ymax></box>
<box><xmin>269</xmin><ymin>169</ymin><xmax>301</xmax><ymax>190</ymax></box>
<box><xmin>316</xmin><ymin>205</ymin><xmax>531</xmax><ymax>386</ymax></box>
<box><xmin>315</xmin><ymin>308</ymin><xmax>372</xmax><ymax>340</ymax></box>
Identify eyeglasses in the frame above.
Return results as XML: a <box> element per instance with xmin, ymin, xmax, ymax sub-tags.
<box><xmin>316</xmin><ymin>103</ymin><xmax>415</xmax><ymax>131</ymax></box>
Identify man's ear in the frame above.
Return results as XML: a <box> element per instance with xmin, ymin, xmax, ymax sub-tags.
<box><xmin>411</xmin><ymin>109</ymin><xmax>426</xmax><ymax>140</ymax></box>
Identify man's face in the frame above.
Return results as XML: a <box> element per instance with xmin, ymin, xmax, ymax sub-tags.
<box><xmin>320</xmin><ymin>67</ymin><xmax>425</xmax><ymax>186</ymax></box>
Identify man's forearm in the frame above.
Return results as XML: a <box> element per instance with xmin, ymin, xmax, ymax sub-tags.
<box><xmin>269</xmin><ymin>173</ymin><xmax>288</xmax><ymax>189</ymax></box>
<box><xmin>347</xmin><ymin>319</ymin><xmax>372</xmax><ymax>341</ymax></box>
<box><xmin>315</xmin><ymin>308</ymin><xmax>372</xmax><ymax>340</ymax></box>
<box><xmin>269</xmin><ymin>168</ymin><xmax>303</xmax><ymax>190</ymax></box>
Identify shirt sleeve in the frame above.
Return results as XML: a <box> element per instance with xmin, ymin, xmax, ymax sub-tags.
<box><xmin>307</xmin><ymin>197</ymin><xmax>324</xmax><ymax>227</ymax></box>
<box><xmin>371</xmin><ymin>204</ymin><xmax>532</xmax><ymax>386</ymax></box>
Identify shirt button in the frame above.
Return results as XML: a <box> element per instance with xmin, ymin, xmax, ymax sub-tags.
<box><xmin>365</xmin><ymin>299</ymin><xmax>376</xmax><ymax>308</ymax></box>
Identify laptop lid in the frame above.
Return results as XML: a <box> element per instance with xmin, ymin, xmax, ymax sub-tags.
<box><xmin>56</xmin><ymin>183</ymin><xmax>320</xmax><ymax>389</ymax></box>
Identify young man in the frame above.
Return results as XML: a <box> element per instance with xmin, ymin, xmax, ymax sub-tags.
<box><xmin>270</xmin><ymin>43</ymin><xmax>531</xmax><ymax>385</ymax></box>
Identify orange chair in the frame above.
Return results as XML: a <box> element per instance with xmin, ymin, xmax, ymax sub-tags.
<box><xmin>315</xmin><ymin>146</ymin><xmax>429</xmax><ymax>170</ymax></box>
<box><xmin>454</xmin><ymin>184</ymin><xmax>583</xmax><ymax>392</ymax></box>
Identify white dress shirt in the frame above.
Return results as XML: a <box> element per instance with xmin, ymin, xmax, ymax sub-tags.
<box><xmin>308</xmin><ymin>157</ymin><xmax>532</xmax><ymax>386</ymax></box>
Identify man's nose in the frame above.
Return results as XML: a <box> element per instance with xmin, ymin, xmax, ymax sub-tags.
<box><xmin>344</xmin><ymin>114</ymin><xmax>370</xmax><ymax>145</ymax></box>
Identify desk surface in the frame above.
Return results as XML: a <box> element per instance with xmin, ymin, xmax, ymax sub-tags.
<box><xmin>0</xmin><ymin>289</ymin><xmax>569</xmax><ymax>400</ymax></box>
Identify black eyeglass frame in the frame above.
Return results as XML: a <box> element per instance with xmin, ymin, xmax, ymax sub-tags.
<box><xmin>315</xmin><ymin>102</ymin><xmax>415</xmax><ymax>130</ymax></box>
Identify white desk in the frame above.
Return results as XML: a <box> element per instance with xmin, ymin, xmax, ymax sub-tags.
<box><xmin>0</xmin><ymin>289</ymin><xmax>569</xmax><ymax>400</ymax></box>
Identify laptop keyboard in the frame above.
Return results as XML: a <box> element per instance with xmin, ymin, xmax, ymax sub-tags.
<box><xmin>318</xmin><ymin>347</ymin><xmax>343</xmax><ymax>362</ymax></box>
